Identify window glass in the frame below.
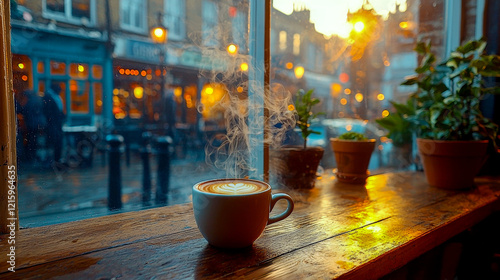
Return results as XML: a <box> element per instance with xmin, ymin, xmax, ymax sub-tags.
<box><xmin>70</xmin><ymin>63</ymin><xmax>89</xmax><ymax>79</ymax></box>
<box><xmin>92</xmin><ymin>65</ymin><xmax>103</xmax><ymax>79</ymax></box>
<box><xmin>50</xmin><ymin>61</ymin><xmax>66</xmax><ymax>75</ymax></box>
<box><xmin>202</xmin><ymin>0</ymin><xmax>219</xmax><ymax>47</ymax></box>
<box><xmin>37</xmin><ymin>61</ymin><xmax>45</xmax><ymax>74</ymax></box>
<box><xmin>279</xmin><ymin>30</ymin><xmax>287</xmax><ymax>51</ymax></box>
<box><xmin>120</xmin><ymin>0</ymin><xmax>146</xmax><ymax>32</ymax></box>
<box><xmin>72</xmin><ymin>0</ymin><xmax>91</xmax><ymax>20</ymax></box>
<box><xmin>69</xmin><ymin>79</ymin><xmax>90</xmax><ymax>113</ymax></box>
<box><xmin>293</xmin><ymin>33</ymin><xmax>300</xmax><ymax>55</ymax></box>
<box><xmin>165</xmin><ymin>0</ymin><xmax>186</xmax><ymax>40</ymax></box>
<box><xmin>46</xmin><ymin>0</ymin><xmax>65</xmax><ymax>14</ymax></box>
<box><xmin>9</xmin><ymin>0</ymin><xmax>450</xmax><ymax>227</ymax></box>
<box><xmin>12</xmin><ymin>54</ymin><xmax>32</xmax><ymax>95</ymax></box>
<box><xmin>93</xmin><ymin>82</ymin><xmax>103</xmax><ymax>115</ymax></box>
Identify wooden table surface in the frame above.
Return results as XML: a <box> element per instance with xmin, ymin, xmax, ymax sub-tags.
<box><xmin>1</xmin><ymin>172</ymin><xmax>500</xmax><ymax>279</ymax></box>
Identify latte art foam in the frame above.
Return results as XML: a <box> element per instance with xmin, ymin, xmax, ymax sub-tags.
<box><xmin>197</xmin><ymin>180</ymin><xmax>268</xmax><ymax>195</ymax></box>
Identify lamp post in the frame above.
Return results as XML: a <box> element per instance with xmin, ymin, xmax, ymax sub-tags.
<box><xmin>150</xmin><ymin>12</ymin><xmax>169</xmax><ymax>126</ymax></box>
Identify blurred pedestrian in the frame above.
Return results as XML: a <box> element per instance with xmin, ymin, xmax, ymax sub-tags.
<box><xmin>21</xmin><ymin>90</ymin><xmax>46</xmax><ymax>162</ymax></box>
<box><xmin>43</xmin><ymin>83</ymin><xmax>65</xmax><ymax>164</ymax></box>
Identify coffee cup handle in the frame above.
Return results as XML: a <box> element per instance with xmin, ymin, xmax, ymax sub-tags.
<box><xmin>268</xmin><ymin>193</ymin><xmax>294</xmax><ymax>225</ymax></box>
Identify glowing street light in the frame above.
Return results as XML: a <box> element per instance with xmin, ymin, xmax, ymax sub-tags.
<box><xmin>227</xmin><ymin>44</ymin><xmax>238</xmax><ymax>55</ymax></box>
<box><xmin>294</xmin><ymin>66</ymin><xmax>305</xmax><ymax>79</ymax></box>
<box><xmin>150</xmin><ymin>12</ymin><xmax>169</xmax><ymax>123</ymax></box>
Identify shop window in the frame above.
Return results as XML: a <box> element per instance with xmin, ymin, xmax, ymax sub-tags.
<box><xmin>38</xmin><ymin>81</ymin><xmax>45</xmax><ymax>94</ymax></box>
<box><xmin>92</xmin><ymin>65</ymin><xmax>103</xmax><ymax>79</ymax></box>
<box><xmin>70</xmin><ymin>63</ymin><xmax>89</xmax><ymax>79</ymax></box>
<box><xmin>93</xmin><ymin>82</ymin><xmax>102</xmax><ymax>115</ymax></box>
<box><xmin>279</xmin><ymin>31</ymin><xmax>287</xmax><ymax>51</ymax></box>
<box><xmin>120</xmin><ymin>0</ymin><xmax>146</xmax><ymax>33</ymax></box>
<box><xmin>44</xmin><ymin>0</ymin><xmax>95</xmax><ymax>26</ymax></box>
<box><xmin>37</xmin><ymin>61</ymin><xmax>44</xmax><ymax>74</ymax></box>
<box><xmin>12</xmin><ymin>54</ymin><xmax>32</xmax><ymax>95</ymax></box>
<box><xmin>50</xmin><ymin>61</ymin><xmax>66</xmax><ymax>75</ymax></box>
<box><xmin>293</xmin><ymin>33</ymin><xmax>300</xmax><ymax>55</ymax></box>
<box><xmin>69</xmin><ymin>80</ymin><xmax>89</xmax><ymax>113</ymax></box>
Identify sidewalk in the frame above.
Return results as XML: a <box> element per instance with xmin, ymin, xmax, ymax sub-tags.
<box><xmin>17</xmin><ymin>153</ymin><xmax>224</xmax><ymax>228</ymax></box>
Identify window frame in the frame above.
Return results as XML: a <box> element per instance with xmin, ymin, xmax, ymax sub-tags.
<box><xmin>0</xmin><ymin>0</ymin><xmax>474</xmax><ymax>232</ymax></box>
<box><xmin>42</xmin><ymin>0</ymin><xmax>97</xmax><ymax>27</ymax></box>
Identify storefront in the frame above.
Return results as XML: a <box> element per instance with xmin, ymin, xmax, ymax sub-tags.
<box><xmin>10</xmin><ymin>23</ymin><xmax>112</xmax><ymax>128</ymax></box>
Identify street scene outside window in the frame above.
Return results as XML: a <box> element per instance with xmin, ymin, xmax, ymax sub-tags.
<box><xmin>10</xmin><ymin>0</ymin><xmax>450</xmax><ymax>227</ymax></box>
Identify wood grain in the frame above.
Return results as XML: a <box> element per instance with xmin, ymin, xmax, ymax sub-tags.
<box><xmin>0</xmin><ymin>0</ymin><xmax>18</xmax><ymax>234</ymax></box>
<box><xmin>1</xmin><ymin>172</ymin><xmax>499</xmax><ymax>279</ymax></box>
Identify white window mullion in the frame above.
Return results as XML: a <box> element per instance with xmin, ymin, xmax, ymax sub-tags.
<box><xmin>248</xmin><ymin>0</ymin><xmax>271</xmax><ymax>181</ymax></box>
<box><xmin>444</xmin><ymin>0</ymin><xmax>462</xmax><ymax>56</ymax></box>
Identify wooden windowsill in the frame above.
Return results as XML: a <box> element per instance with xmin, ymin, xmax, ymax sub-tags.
<box><xmin>1</xmin><ymin>172</ymin><xmax>500</xmax><ymax>279</ymax></box>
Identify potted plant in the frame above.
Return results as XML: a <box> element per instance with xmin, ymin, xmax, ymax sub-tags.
<box><xmin>330</xmin><ymin>132</ymin><xmax>376</xmax><ymax>184</ymax></box>
<box><xmin>381</xmin><ymin>39</ymin><xmax>500</xmax><ymax>189</ymax></box>
<box><xmin>271</xmin><ymin>89</ymin><xmax>324</xmax><ymax>189</ymax></box>
<box><xmin>375</xmin><ymin>99</ymin><xmax>415</xmax><ymax>169</ymax></box>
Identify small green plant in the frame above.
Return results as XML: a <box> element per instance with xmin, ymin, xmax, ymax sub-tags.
<box><xmin>294</xmin><ymin>89</ymin><xmax>324</xmax><ymax>149</ymax></box>
<box><xmin>338</xmin><ymin>132</ymin><xmax>367</xmax><ymax>140</ymax></box>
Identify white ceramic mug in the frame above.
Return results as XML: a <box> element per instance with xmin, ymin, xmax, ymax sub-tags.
<box><xmin>192</xmin><ymin>178</ymin><xmax>294</xmax><ymax>248</ymax></box>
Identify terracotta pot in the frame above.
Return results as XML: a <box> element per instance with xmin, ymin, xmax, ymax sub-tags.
<box><xmin>270</xmin><ymin>146</ymin><xmax>324</xmax><ymax>189</ymax></box>
<box><xmin>330</xmin><ymin>138</ymin><xmax>376</xmax><ymax>184</ymax></box>
<box><xmin>417</xmin><ymin>138</ymin><xmax>488</xmax><ymax>190</ymax></box>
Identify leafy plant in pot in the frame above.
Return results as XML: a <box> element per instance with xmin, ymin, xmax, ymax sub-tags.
<box><xmin>385</xmin><ymin>39</ymin><xmax>500</xmax><ymax>189</ymax></box>
<box><xmin>330</xmin><ymin>132</ymin><xmax>376</xmax><ymax>184</ymax></box>
<box><xmin>272</xmin><ymin>89</ymin><xmax>325</xmax><ymax>189</ymax></box>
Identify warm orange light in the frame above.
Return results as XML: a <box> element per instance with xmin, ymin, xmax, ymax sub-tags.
<box><xmin>332</xmin><ymin>83</ymin><xmax>342</xmax><ymax>93</ymax></box>
<box><xmin>96</xmin><ymin>100</ymin><xmax>103</xmax><ymax>107</ymax></box>
<box><xmin>285</xmin><ymin>62</ymin><xmax>294</xmax><ymax>69</ymax></box>
<box><xmin>355</xmin><ymin>93</ymin><xmax>364</xmax><ymax>102</ymax></box>
<box><xmin>113</xmin><ymin>89</ymin><xmax>119</xmax><ymax>95</ymax></box>
<box><xmin>240</xmin><ymin>62</ymin><xmax>248</xmax><ymax>71</ymax></box>
<box><xmin>205</xmin><ymin>87</ymin><xmax>214</xmax><ymax>95</ymax></box>
<box><xmin>382</xmin><ymin>110</ymin><xmax>390</xmax><ymax>117</ymax></box>
<box><xmin>399</xmin><ymin>21</ymin><xmax>409</xmax><ymax>29</ymax></box>
<box><xmin>344</xmin><ymin>88</ymin><xmax>351</xmax><ymax>95</ymax></box>
<box><xmin>119</xmin><ymin>69</ymin><xmax>125</xmax><ymax>75</ymax></box>
<box><xmin>174</xmin><ymin>87</ymin><xmax>182</xmax><ymax>97</ymax></box>
<box><xmin>18</xmin><ymin>63</ymin><xmax>25</xmax><ymax>69</ymax></box>
<box><xmin>294</xmin><ymin>66</ymin><xmax>305</xmax><ymax>79</ymax></box>
<box><xmin>134</xmin><ymin>87</ymin><xmax>144</xmax><ymax>99</ymax></box>
<box><xmin>354</xmin><ymin>21</ymin><xmax>365</xmax><ymax>33</ymax></box>
<box><xmin>377</xmin><ymin>93</ymin><xmax>385</xmax><ymax>101</ymax></box>
<box><xmin>346</xmin><ymin>124</ymin><xmax>352</xmax><ymax>131</ymax></box>
<box><xmin>384</xmin><ymin>60</ymin><xmax>390</xmax><ymax>67</ymax></box>
<box><xmin>340</xmin><ymin>98</ymin><xmax>347</xmax><ymax>105</ymax></box>
<box><xmin>227</xmin><ymin>44</ymin><xmax>238</xmax><ymax>55</ymax></box>
<box><xmin>78</xmin><ymin>64</ymin><xmax>85</xmax><ymax>72</ymax></box>
<box><xmin>141</xmin><ymin>70</ymin><xmax>147</xmax><ymax>76</ymax></box>
<box><xmin>151</xmin><ymin>27</ymin><xmax>167</xmax><ymax>44</ymax></box>
<box><xmin>125</xmin><ymin>69</ymin><xmax>131</xmax><ymax>75</ymax></box>
<box><xmin>288</xmin><ymin>104</ymin><xmax>295</xmax><ymax>111</ymax></box>
<box><xmin>21</xmin><ymin>75</ymin><xmax>28</xmax><ymax>81</ymax></box>
<box><xmin>237</xmin><ymin>86</ymin><xmax>244</xmax><ymax>93</ymax></box>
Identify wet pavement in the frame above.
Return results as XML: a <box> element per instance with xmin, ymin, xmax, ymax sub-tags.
<box><xmin>18</xmin><ymin>152</ymin><xmax>225</xmax><ymax>228</ymax></box>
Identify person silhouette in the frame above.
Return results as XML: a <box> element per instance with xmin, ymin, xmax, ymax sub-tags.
<box><xmin>21</xmin><ymin>90</ymin><xmax>46</xmax><ymax>162</ymax></box>
<box><xmin>43</xmin><ymin>83</ymin><xmax>65</xmax><ymax>164</ymax></box>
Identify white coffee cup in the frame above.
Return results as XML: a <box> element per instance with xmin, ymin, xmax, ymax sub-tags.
<box><xmin>192</xmin><ymin>178</ymin><xmax>294</xmax><ymax>248</ymax></box>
